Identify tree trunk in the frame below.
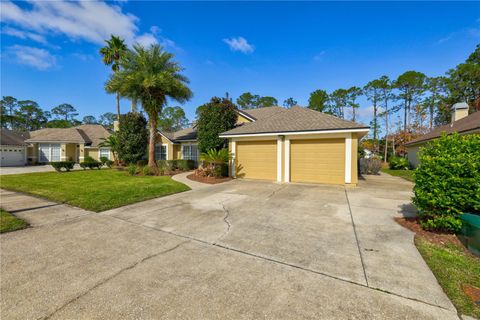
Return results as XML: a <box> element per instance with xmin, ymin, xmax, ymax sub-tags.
<box><xmin>373</xmin><ymin>98</ymin><xmax>377</xmax><ymax>152</ymax></box>
<box><xmin>148</xmin><ymin>116</ymin><xmax>157</xmax><ymax>168</ymax></box>
<box><xmin>131</xmin><ymin>99</ymin><xmax>137</xmax><ymax>113</ymax></box>
<box><xmin>384</xmin><ymin>102</ymin><xmax>388</xmax><ymax>163</ymax></box>
<box><xmin>352</xmin><ymin>107</ymin><xmax>356</xmax><ymax>122</ymax></box>
<box><xmin>116</xmin><ymin>93</ymin><xmax>121</xmax><ymax>123</ymax></box>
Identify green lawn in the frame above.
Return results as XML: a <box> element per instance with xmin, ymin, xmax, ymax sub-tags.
<box><xmin>0</xmin><ymin>169</ymin><xmax>190</xmax><ymax>212</ymax></box>
<box><xmin>0</xmin><ymin>209</ymin><xmax>29</xmax><ymax>233</ymax></box>
<box><xmin>380</xmin><ymin>168</ymin><xmax>415</xmax><ymax>182</ymax></box>
<box><xmin>416</xmin><ymin>237</ymin><xmax>480</xmax><ymax>318</ymax></box>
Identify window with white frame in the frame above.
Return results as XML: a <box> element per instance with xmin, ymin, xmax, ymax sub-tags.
<box><xmin>155</xmin><ymin>144</ymin><xmax>167</xmax><ymax>160</ymax></box>
<box><xmin>182</xmin><ymin>144</ymin><xmax>199</xmax><ymax>163</ymax></box>
<box><xmin>99</xmin><ymin>148</ymin><xmax>110</xmax><ymax>160</ymax></box>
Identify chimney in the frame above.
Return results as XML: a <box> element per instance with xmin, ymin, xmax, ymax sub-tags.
<box><xmin>451</xmin><ymin>102</ymin><xmax>469</xmax><ymax>123</ymax></box>
<box><xmin>113</xmin><ymin>120</ymin><xmax>120</xmax><ymax>132</ymax></box>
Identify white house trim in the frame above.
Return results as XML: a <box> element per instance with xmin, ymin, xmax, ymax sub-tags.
<box><xmin>157</xmin><ymin>131</ymin><xmax>175</xmax><ymax>143</ymax></box>
<box><xmin>219</xmin><ymin>128</ymin><xmax>369</xmax><ymax>138</ymax></box>
<box><xmin>345</xmin><ymin>133</ymin><xmax>352</xmax><ymax>184</ymax></box>
<box><xmin>284</xmin><ymin>138</ymin><xmax>290</xmax><ymax>182</ymax></box>
<box><xmin>276</xmin><ymin>137</ymin><xmax>282</xmax><ymax>182</ymax></box>
<box><xmin>236</xmin><ymin>110</ymin><xmax>256</xmax><ymax>122</ymax></box>
<box><xmin>231</xmin><ymin>140</ymin><xmax>236</xmax><ymax>177</ymax></box>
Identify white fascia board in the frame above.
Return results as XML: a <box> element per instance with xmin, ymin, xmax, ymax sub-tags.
<box><xmin>219</xmin><ymin>128</ymin><xmax>369</xmax><ymax>138</ymax></box>
<box><xmin>157</xmin><ymin>131</ymin><xmax>175</xmax><ymax>143</ymax></box>
<box><xmin>236</xmin><ymin>110</ymin><xmax>256</xmax><ymax>122</ymax></box>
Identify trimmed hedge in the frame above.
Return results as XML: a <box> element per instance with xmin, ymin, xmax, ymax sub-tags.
<box><xmin>157</xmin><ymin>159</ymin><xmax>195</xmax><ymax>171</ymax></box>
<box><xmin>413</xmin><ymin>133</ymin><xmax>480</xmax><ymax>233</ymax></box>
<box><xmin>80</xmin><ymin>156</ymin><xmax>102</xmax><ymax>170</ymax></box>
<box><xmin>51</xmin><ymin>161</ymin><xmax>75</xmax><ymax>172</ymax></box>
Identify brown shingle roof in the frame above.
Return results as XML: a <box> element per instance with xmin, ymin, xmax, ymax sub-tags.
<box><xmin>1</xmin><ymin>128</ymin><xmax>27</xmax><ymax>146</ymax></box>
<box><xmin>160</xmin><ymin>126</ymin><xmax>197</xmax><ymax>142</ymax></box>
<box><xmin>240</xmin><ymin>106</ymin><xmax>286</xmax><ymax>120</ymax></box>
<box><xmin>75</xmin><ymin>124</ymin><xmax>112</xmax><ymax>147</ymax></box>
<box><xmin>406</xmin><ymin>111</ymin><xmax>480</xmax><ymax>146</ymax></box>
<box><xmin>25</xmin><ymin>124</ymin><xmax>111</xmax><ymax>147</ymax></box>
<box><xmin>221</xmin><ymin>106</ymin><xmax>368</xmax><ymax>136</ymax></box>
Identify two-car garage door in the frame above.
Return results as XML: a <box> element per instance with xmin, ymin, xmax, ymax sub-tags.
<box><xmin>235</xmin><ymin>138</ymin><xmax>345</xmax><ymax>184</ymax></box>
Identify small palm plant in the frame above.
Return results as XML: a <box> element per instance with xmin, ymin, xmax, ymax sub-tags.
<box><xmin>199</xmin><ymin>148</ymin><xmax>231</xmax><ymax>177</ymax></box>
<box><xmin>99</xmin><ymin>134</ymin><xmax>120</xmax><ymax>163</ymax></box>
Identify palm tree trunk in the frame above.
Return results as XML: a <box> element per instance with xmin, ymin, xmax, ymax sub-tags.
<box><xmin>116</xmin><ymin>93</ymin><xmax>121</xmax><ymax>123</ymax></box>
<box><xmin>148</xmin><ymin>116</ymin><xmax>157</xmax><ymax>168</ymax></box>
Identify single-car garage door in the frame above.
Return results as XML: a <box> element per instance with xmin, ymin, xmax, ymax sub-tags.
<box><xmin>0</xmin><ymin>147</ymin><xmax>25</xmax><ymax>166</ymax></box>
<box><xmin>236</xmin><ymin>140</ymin><xmax>277</xmax><ymax>180</ymax></box>
<box><xmin>290</xmin><ymin>138</ymin><xmax>345</xmax><ymax>184</ymax></box>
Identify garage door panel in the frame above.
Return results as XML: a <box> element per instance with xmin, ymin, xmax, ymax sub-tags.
<box><xmin>0</xmin><ymin>147</ymin><xmax>25</xmax><ymax>166</ymax></box>
<box><xmin>236</xmin><ymin>141</ymin><xmax>276</xmax><ymax>181</ymax></box>
<box><xmin>291</xmin><ymin>138</ymin><xmax>345</xmax><ymax>184</ymax></box>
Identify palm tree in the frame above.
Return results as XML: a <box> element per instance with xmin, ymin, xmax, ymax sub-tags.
<box><xmin>105</xmin><ymin>44</ymin><xmax>192</xmax><ymax>168</ymax></box>
<box><xmin>100</xmin><ymin>35</ymin><xmax>128</xmax><ymax>121</ymax></box>
<box><xmin>99</xmin><ymin>134</ymin><xmax>120</xmax><ymax>163</ymax></box>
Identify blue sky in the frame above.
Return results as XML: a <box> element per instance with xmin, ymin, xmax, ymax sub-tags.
<box><xmin>1</xmin><ymin>1</ymin><xmax>479</xmax><ymax>125</ymax></box>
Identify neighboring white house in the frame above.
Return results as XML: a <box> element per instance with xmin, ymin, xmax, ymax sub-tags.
<box><xmin>406</xmin><ymin>102</ymin><xmax>480</xmax><ymax>168</ymax></box>
<box><xmin>0</xmin><ymin>128</ymin><xmax>28</xmax><ymax>167</ymax></box>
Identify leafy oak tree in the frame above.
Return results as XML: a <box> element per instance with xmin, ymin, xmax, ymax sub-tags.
<box><xmin>158</xmin><ymin>106</ymin><xmax>189</xmax><ymax>131</ymax></box>
<box><xmin>196</xmin><ymin>97</ymin><xmax>237</xmax><ymax>152</ymax></box>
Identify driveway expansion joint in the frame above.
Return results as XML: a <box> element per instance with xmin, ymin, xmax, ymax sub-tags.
<box><xmin>105</xmin><ymin>214</ymin><xmax>453</xmax><ymax>312</ymax></box>
<box><xmin>344</xmin><ymin>187</ymin><xmax>369</xmax><ymax>287</ymax></box>
<box><xmin>42</xmin><ymin>241</ymin><xmax>189</xmax><ymax>320</ymax></box>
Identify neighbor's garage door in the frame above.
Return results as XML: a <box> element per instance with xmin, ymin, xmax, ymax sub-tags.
<box><xmin>236</xmin><ymin>140</ymin><xmax>277</xmax><ymax>180</ymax></box>
<box><xmin>290</xmin><ymin>138</ymin><xmax>345</xmax><ymax>184</ymax></box>
<box><xmin>0</xmin><ymin>147</ymin><xmax>25</xmax><ymax>166</ymax></box>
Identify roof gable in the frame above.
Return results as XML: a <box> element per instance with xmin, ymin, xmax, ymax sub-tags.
<box><xmin>25</xmin><ymin>124</ymin><xmax>111</xmax><ymax>147</ymax></box>
<box><xmin>1</xmin><ymin>128</ymin><xmax>27</xmax><ymax>146</ymax></box>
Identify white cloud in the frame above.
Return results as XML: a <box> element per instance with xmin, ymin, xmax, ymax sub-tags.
<box><xmin>1</xmin><ymin>0</ymin><xmax>177</xmax><ymax>49</ymax></box>
<box><xmin>223</xmin><ymin>36</ymin><xmax>255</xmax><ymax>54</ymax></box>
<box><xmin>436</xmin><ymin>17</ymin><xmax>480</xmax><ymax>45</ymax></box>
<box><xmin>7</xmin><ymin>45</ymin><xmax>56</xmax><ymax>70</ymax></box>
<box><xmin>133</xmin><ymin>26</ymin><xmax>179</xmax><ymax>50</ymax></box>
<box><xmin>2</xmin><ymin>26</ymin><xmax>47</xmax><ymax>44</ymax></box>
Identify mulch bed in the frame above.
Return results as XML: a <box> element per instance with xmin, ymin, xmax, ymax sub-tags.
<box><xmin>187</xmin><ymin>173</ymin><xmax>232</xmax><ymax>185</ymax></box>
<box><xmin>395</xmin><ymin>217</ymin><xmax>469</xmax><ymax>252</ymax></box>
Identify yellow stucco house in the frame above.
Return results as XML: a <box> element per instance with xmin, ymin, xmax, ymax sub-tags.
<box><xmin>159</xmin><ymin>106</ymin><xmax>369</xmax><ymax>186</ymax></box>
<box><xmin>25</xmin><ymin>124</ymin><xmax>114</xmax><ymax>164</ymax></box>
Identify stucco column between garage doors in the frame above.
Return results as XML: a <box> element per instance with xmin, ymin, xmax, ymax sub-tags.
<box><xmin>230</xmin><ymin>132</ymin><xmax>354</xmax><ymax>185</ymax></box>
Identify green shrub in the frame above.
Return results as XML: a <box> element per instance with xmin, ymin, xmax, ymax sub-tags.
<box><xmin>388</xmin><ymin>156</ymin><xmax>410</xmax><ymax>170</ymax></box>
<box><xmin>117</xmin><ymin>112</ymin><xmax>148</xmax><ymax>164</ymax></box>
<box><xmin>100</xmin><ymin>156</ymin><xmax>109</xmax><ymax>165</ymax></box>
<box><xmin>141</xmin><ymin>165</ymin><xmax>153</xmax><ymax>176</ymax></box>
<box><xmin>105</xmin><ymin>160</ymin><xmax>114</xmax><ymax>168</ymax></box>
<box><xmin>136</xmin><ymin>159</ymin><xmax>147</xmax><ymax>167</ymax></box>
<box><xmin>84</xmin><ymin>156</ymin><xmax>95</xmax><ymax>163</ymax></box>
<box><xmin>359</xmin><ymin>157</ymin><xmax>382</xmax><ymax>175</ymax></box>
<box><xmin>413</xmin><ymin>133</ymin><xmax>480</xmax><ymax>233</ymax></box>
<box><xmin>50</xmin><ymin>161</ymin><xmax>75</xmax><ymax>172</ymax></box>
<box><xmin>127</xmin><ymin>164</ymin><xmax>137</xmax><ymax>176</ymax></box>
<box><xmin>80</xmin><ymin>160</ymin><xmax>102</xmax><ymax>170</ymax></box>
<box><xmin>176</xmin><ymin>159</ymin><xmax>195</xmax><ymax>171</ymax></box>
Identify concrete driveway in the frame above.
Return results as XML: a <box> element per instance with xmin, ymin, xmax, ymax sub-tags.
<box><xmin>0</xmin><ymin>174</ymin><xmax>459</xmax><ymax>319</ymax></box>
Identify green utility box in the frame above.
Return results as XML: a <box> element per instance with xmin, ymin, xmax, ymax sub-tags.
<box><xmin>458</xmin><ymin>213</ymin><xmax>480</xmax><ymax>257</ymax></box>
